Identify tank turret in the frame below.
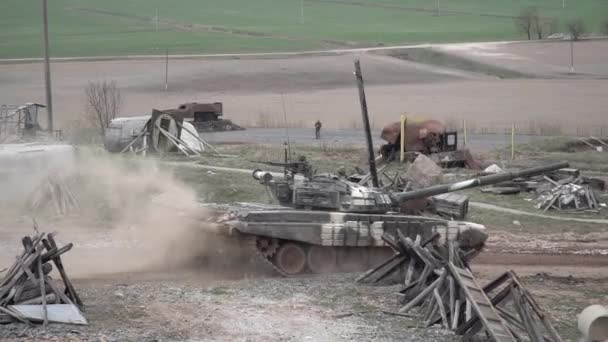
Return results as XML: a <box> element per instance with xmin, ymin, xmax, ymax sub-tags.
<box><xmin>254</xmin><ymin>161</ymin><xmax>569</xmax><ymax>214</ymax></box>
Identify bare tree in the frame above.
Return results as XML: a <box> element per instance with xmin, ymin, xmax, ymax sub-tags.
<box><xmin>601</xmin><ymin>20</ymin><xmax>608</xmax><ymax>36</ymax></box>
<box><xmin>84</xmin><ymin>80</ymin><xmax>122</xmax><ymax>136</ymax></box>
<box><xmin>532</xmin><ymin>14</ymin><xmax>544</xmax><ymax>39</ymax></box>
<box><xmin>566</xmin><ymin>19</ymin><xmax>586</xmax><ymax>40</ymax></box>
<box><xmin>515</xmin><ymin>7</ymin><xmax>538</xmax><ymax>40</ymax></box>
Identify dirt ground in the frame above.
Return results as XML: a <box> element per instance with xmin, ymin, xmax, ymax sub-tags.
<box><xmin>1</xmin><ymin>41</ymin><xmax>608</xmax><ymax>341</ymax></box>
<box><xmin>0</xmin><ymin>212</ymin><xmax>606</xmax><ymax>341</ymax></box>
<box><xmin>437</xmin><ymin>39</ymin><xmax>608</xmax><ymax>78</ymax></box>
<box><xmin>1</xmin><ymin>43</ymin><xmax>608</xmax><ymax>132</ymax></box>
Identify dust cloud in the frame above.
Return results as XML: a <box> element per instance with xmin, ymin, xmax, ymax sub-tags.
<box><xmin>0</xmin><ymin>147</ymin><xmax>229</xmax><ymax>278</ymax></box>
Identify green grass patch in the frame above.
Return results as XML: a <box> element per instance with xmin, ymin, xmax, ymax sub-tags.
<box><xmin>2</xmin><ymin>0</ymin><xmax>608</xmax><ymax>58</ymax></box>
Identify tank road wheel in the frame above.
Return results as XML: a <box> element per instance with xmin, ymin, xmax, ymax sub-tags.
<box><xmin>255</xmin><ymin>237</ymin><xmax>279</xmax><ymax>258</ymax></box>
<box><xmin>306</xmin><ymin>246</ymin><xmax>337</xmax><ymax>274</ymax></box>
<box><xmin>273</xmin><ymin>243</ymin><xmax>307</xmax><ymax>275</ymax></box>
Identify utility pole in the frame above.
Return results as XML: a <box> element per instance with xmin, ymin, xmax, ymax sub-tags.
<box><xmin>300</xmin><ymin>0</ymin><xmax>304</xmax><ymax>24</ymax></box>
<box><xmin>353</xmin><ymin>59</ymin><xmax>379</xmax><ymax>188</ymax></box>
<box><xmin>155</xmin><ymin>8</ymin><xmax>159</xmax><ymax>32</ymax></box>
<box><xmin>42</xmin><ymin>0</ymin><xmax>53</xmax><ymax>132</ymax></box>
<box><xmin>436</xmin><ymin>0</ymin><xmax>441</xmax><ymax>16</ymax></box>
<box><xmin>164</xmin><ymin>49</ymin><xmax>169</xmax><ymax>91</ymax></box>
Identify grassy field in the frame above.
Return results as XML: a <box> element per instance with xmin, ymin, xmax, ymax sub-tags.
<box><xmin>1</xmin><ymin>0</ymin><xmax>607</xmax><ymax>58</ymax></box>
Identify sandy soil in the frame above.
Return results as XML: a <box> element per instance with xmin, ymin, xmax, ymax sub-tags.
<box><xmin>1</xmin><ymin>50</ymin><xmax>607</xmax><ymax>133</ymax></box>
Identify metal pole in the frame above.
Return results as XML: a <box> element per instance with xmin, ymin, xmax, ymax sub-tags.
<box><xmin>155</xmin><ymin>8</ymin><xmax>159</xmax><ymax>32</ymax></box>
<box><xmin>463</xmin><ymin>119</ymin><xmax>467</xmax><ymax>146</ymax></box>
<box><xmin>570</xmin><ymin>39</ymin><xmax>574</xmax><ymax>73</ymax></box>
<box><xmin>42</xmin><ymin>0</ymin><xmax>53</xmax><ymax>132</ymax></box>
<box><xmin>164</xmin><ymin>49</ymin><xmax>169</xmax><ymax>91</ymax></box>
<box><xmin>354</xmin><ymin>59</ymin><xmax>379</xmax><ymax>188</ymax></box>
<box><xmin>400</xmin><ymin>114</ymin><xmax>406</xmax><ymax>163</ymax></box>
<box><xmin>280</xmin><ymin>93</ymin><xmax>291</xmax><ymax>160</ymax></box>
<box><xmin>511</xmin><ymin>123</ymin><xmax>515</xmax><ymax>160</ymax></box>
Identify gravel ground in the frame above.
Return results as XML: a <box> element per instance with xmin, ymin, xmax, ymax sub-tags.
<box><xmin>0</xmin><ymin>272</ymin><xmax>457</xmax><ymax>342</ymax></box>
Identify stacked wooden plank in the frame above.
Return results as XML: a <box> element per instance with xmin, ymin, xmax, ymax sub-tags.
<box><xmin>28</xmin><ymin>176</ymin><xmax>79</xmax><ymax>216</ymax></box>
<box><xmin>536</xmin><ymin>177</ymin><xmax>601</xmax><ymax>212</ymax></box>
<box><xmin>357</xmin><ymin>232</ymin><xmax>563</xmax><ymax>342</ymax></box>
<box><xmin>0</xmin><ymin>231</ymin><xmax>84</xmax><ymax>326</ymax></box>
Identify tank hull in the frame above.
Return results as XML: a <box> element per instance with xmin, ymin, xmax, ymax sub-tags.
<box><xmin>213</xmin><ymin>205</ymin><xmax>487</xmax><ymax>276</ymax></box>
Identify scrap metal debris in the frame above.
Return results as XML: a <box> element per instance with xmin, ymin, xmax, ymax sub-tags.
<box><xmin>536</xmin><ymin>178</ymin><xmax>602</xmax><ymax>212</ymax></box>
<box><xmin>0</xmin><ymin>230</ymin><xmax>84</xmax><ymax>326</ymax></box>
<box><xmin>480</xmin><ymin>166</ymin><xmax>606</xmax><ymax>212</ymax></box>
<box><xmin>357</xmin><ymin>232</ymin><xmax>563</xmax><ymax>342</ymax></box>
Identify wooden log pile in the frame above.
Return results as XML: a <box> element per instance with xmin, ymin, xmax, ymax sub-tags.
<box><xmin>357</xmin><ymin>232</ymin><xmax>563</xmax><ymax>342</ymax></box>
<box><xmin>28</xmin><ymin>175</ymin><xmax>79</xmax><ymax>216</ymax></box>
<box><xmin>0</xmin><ymin>231</ymin><xmax>84</xmax><ymax>326</ymax></box>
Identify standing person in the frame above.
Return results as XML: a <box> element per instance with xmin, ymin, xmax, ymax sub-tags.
<box><xmin>314</xmin><ymin>120</ymin><xmax>322</xmax><ymax>139</ymax></box>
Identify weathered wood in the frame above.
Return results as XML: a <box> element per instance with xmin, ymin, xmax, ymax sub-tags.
<box><xmin>512</xmin><ymin>287</ymin><xmax>543</xmax><ymax>342</ymax></box>
<box><xmin>0</xmin><ymin>306</ymin><xmax>30</xmax><ymax>325</ymax></box>
<box><xmin>380</xmin><ymin>234</ymin><xmax>401</xmax><ymax>253</ymax></box>
<box><xmin>379</xmin><ymin>310</ymin><xmax>418</xmax><ymax>318</ymax></box>
<box><xmin>45</xmin><ymin>277</ymin><xmax>73</xmax><ymax>305</ymax></box>
<box><xmin>16</xmin><ymin>293</ymin><xmax>57</xmax><ymax>305</ymax></box>
<box><xmin>400</xmin><ymin>269</ymin><xmax>445</xmax><ymax>313</ymax></box>
<box><xmin>37</xmin><ymin>256</ymin><xmax>48</xmax><ymax>327</ymax></box>
<box><xmin>449</xmin><ymin>263</ymin><xmax>516</xmax><ymax>342</ymax></box>
<box><xmin>14</xmin><ymin>254</ymin><xmax>40</xmax><ymax>288</ymax></box>
<box><xmin>371</xmin><ymin>256</ymin><xmax>407</xmax><ymax>284</ymax></box>
<box><xmin>45</xmin><ymin>235</ymin><xmax>82</xmax><ymax>307</ymax></box>
<box><xmin>452</xmin><ymin>299</ymin><xmax>461</xmax><ymax>330</ymax></box>
<box><xmin>434</xmin><ymin>288</ymin><xmax>448</xmax><ymax>328</ymax></box>
<box><xmin>448</xmin><ymin>275</ymin><xmax>455</xmax><ymax>320</ymax></box>
<box><xmin>510</xmin><ymin>272</ymin><xmax>563</xmax><ymax>342</ymax></box>
<box><xmin>404</xmin><ymin>258</ymin><xmax>416</xmax><ymax>286</ymax></box>
<box><xmin>356</xmin><ymin>253</ymin><xmax>401</xmax><ymax>283</ymax></box>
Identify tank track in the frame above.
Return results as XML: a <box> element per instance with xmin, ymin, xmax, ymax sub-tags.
<box><xmin>242</xmin><ymin>235</ymin><xmax>288</xmax><ymax>277</ymax></box>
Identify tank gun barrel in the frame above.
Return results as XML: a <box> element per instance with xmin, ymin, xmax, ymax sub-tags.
<box><xmin>394</xmin><ymin>161</ymin><xmax>569</xmax><ymax>202</ymax></box>
<box><xmin>252</xmin><ymin>169</ymin><xmax>274</xmax><ymax>184</ymax></box>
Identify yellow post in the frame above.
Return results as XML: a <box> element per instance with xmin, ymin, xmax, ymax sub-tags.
<box><xmin>463</xmin><ymin>119</ymin><xmax>467</xmax><ymax>146</ymax></box>
<box><xmin>511</xmin><ymin>123</ymin><xmax>515</xmax><ymax>160</ymax></box>
<box><xmin>400</xmin><ymin>114</ymin><xmax>406</xmax><ymax>163</ymax></box>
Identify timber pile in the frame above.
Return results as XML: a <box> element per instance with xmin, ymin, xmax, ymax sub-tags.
<box><xmin>0</xmin><ymin>231</ymin><xmax>85</xmax><ymax>326</ymax></box>
<box><xmin>536</xmin><ymin>178</ymin><xmax>601</xmax><ymax>212</ymax></box>
<box><xmin>357</xmin><ymin>233</ymin><xmax>562</xmax><ymax>342</ymax></box>
<box><xmin>28</xmin><ymin>175</ymin><xmax>79</xmax><ymax>216</ymax></box>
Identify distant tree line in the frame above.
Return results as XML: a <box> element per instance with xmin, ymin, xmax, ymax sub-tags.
<box><xmin>515</xmin><ymin>7</ymin><xmax>608</xmax><ymax>40</ymax></box>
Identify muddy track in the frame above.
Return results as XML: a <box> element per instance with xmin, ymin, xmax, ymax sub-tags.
<box><xmin>477</xmin><ymin>251</ymin><xmax>608</xmax><ymax>267</ymax></box>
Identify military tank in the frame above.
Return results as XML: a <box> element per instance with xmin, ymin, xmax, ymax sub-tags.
<box><xmin>208</xmin><ymin>60</ymin><xmax>568</xmax><ymax>276</ymax></box>
<box><xmin>212</xmin><ymin>160</ymin><xmax>568</xmax><ymax>276</ymax></box>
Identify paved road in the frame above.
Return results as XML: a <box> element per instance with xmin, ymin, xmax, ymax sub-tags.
<box><xmin>202</xmin><ymin>128</ymin><xmax>552</xmax><ymax>152</ymax></box>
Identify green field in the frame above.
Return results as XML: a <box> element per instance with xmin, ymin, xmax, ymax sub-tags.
<box><xmin>1</xmin><ymin>0</ymin><xmax>607</xmax><ymax>58</ymax></box>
